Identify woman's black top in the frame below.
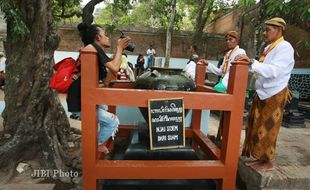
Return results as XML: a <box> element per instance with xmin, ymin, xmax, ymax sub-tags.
<box><xmin>67</xmin><ymin>43</ymin><xmax>110</xmax><ymax>112</ymax></box>
<box><xmin>136</xmin><ymin>57</ymin><xmax>144</xmax><ymax>68</ymax></box>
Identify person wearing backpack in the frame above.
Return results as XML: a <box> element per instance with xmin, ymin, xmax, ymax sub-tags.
<box><xmin>67</xmin><ymin>23</ymin><xmax>130</xmax><ymax>154</ymax></box>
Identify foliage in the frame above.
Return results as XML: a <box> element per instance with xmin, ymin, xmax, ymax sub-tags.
<box><xmin>45</xmin><ymin>0</ymin><xmax>242</xmax><ymax>31</ymax></box>
<box><xmin>239</xmin><ymin>0</ymin><xmax>310</xmax><ymax>30</ymax></box>
<box><xmin>0</xmin><ymin>1</ymin><xmax>29</xmax><ymax>38</ymax></box>
<box><xmin>96</xmin><ymin>0</ymin><xmax>191</xmax><ymax>31</ymax></box>
<box><xmin>52</xmin><ymin>0</ymin><xmax>82</xmax><ymax>23</ymax></box>
<box><xmin>263</xmin><ymin>0</ymin><xmax>310</xmax><ymax>29</ymax></box>
<box><xmin>177</xmin><ymin>0</ymin><xmax>197</xmax><ymax>31</ymax></box>
<box><xmin>0</xmin><ymin>0</ymin><xmax>83</xmax><ymax>38</ymax></box>
<box><xmin>146</xmin><ymin>0</ymin><xmax>183</xmax><ymax>30</ymax></box>
<box><xmin>238</xmin><ymin>0</ymin><xmax>256</xmax><ymax>8</ymax></box>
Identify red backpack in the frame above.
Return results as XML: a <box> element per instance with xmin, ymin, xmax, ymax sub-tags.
<box><xmin>49</xmin><ymin>57</ymin><xmax>81</xmax><ymax>93</ymax></box>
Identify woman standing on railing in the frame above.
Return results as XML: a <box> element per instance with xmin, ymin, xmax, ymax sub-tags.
<box><xmin>66</xmin><ymin>23</ymin><xmax>130</xmax><ymax>154</ymax></box>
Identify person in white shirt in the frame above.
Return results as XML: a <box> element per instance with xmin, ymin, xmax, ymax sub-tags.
<box><xmin>198</xmin><ymin>31</ymin><xmax>246</xmax><ymax>92</ymax></box>
<box><xmin>183</xmin><ymin>54</ymin><xmax>199</xmax><ymax>80</ymax></box>
<box><xmin>198</xmin><ymin>31</ymin><xmax>246</xmax><ymax>142</ymax></box>
<box><xmin>146</xmin><ymin>45</ymin><xmax>156</xmax><ymax>68</ymax></box>
<box><xmin>236</xmin><ymin>17</ymin><xmax>294</xmax><ymax>171</ymax></box>
<box><xmin>0</xmin><ymin>52</ymin><xmax>6</xmax><ymax>73</ymax></box>
<box><xmin>0</xmin><ymin>52</ymin><xmax>6</xmax><ymax>89</ymax></box>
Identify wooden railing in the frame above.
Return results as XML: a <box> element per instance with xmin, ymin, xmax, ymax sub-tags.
<box><xmin>81</xmin><ymin>45</ymin><xmax>249</xmax><ymax>190</ymax></box>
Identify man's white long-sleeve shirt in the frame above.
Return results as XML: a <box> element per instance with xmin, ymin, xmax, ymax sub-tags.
<box><xmin>250</xmin><ymin>40</ymin><xmax>294</xmax><ymax>100</ymax></box>
<box><xmin>207</xmin><ymin>46</ymin><xmax>246</xmax><ymax>88</ymax></box>
<box><xmin>0</xmin><ymin>57</ymin><xmax>6</xmax><ymax>73</ymax></box>
<box><xmin>183</xmin><ymin>60</ymin><xmax>196</xmax><ymax>80</ymax></box>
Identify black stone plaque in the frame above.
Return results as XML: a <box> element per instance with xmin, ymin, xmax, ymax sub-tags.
<box><xmin>148</xmin><ymin>98</ymin><xmax>185</xmax><ymax>150</ymax></box>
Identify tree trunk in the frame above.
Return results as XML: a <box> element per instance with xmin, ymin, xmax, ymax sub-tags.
<box><xmin>0</xmin><ymin>0</ymin><xmax>78</xmax><ymax>184</ymax></box>
<box><xmin>192</xmin><ymin>0</ymin><xmax>215</xmax><ymax>57</ymax></box>
<box><xmin>164</xmin><ymin>0</ymin><xmax>177</xmax><ymax>68</ymax></box>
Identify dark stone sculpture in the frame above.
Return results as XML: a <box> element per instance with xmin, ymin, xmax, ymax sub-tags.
<box><xmin>135</xmin><ymin>67</ymin><xmax>195</xmax><ymax>91</ymax></box>
<box><xmin>135</xmin><ymin>67</ymin><xmax>195</xmax><ymax>121</ymax></box>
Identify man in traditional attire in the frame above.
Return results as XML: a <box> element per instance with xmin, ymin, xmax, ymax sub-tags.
<box><xmin>199</xmin><ymin>31</ymin><xmax>246</xmax><ymax>141</ymax></box>
<box><xmin>202</xmin><ymin>31</ymin><xmax>246</xmax><ymax>91</ymax></box>
<box><xmin>236</xmin><ymin>17</ymin><xmax>294</xmax><ymax>171</ymax></box>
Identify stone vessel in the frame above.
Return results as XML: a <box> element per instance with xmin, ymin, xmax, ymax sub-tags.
<box><xmin>134</xmin><ymin>67</ymin><xmax>196</xmax><ymax>121</ymax></box>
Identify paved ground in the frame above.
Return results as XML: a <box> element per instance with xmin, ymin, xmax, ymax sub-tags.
<box><xmin>209</xmin><ymin>113</ymin><xmax>310</xmax><ymax>190</ymax></box>
<box><xmin>238</xmin><ymin>123</ymin><xmax>310</xmax><ymax>190</ymax></box>
<box><xmin>0</xmin><ymin>90</ymin><xmax>309</xmax><ymax>190</ymax></box>
<box><xmin>0</xmin><ymin>184</ymin><xmax>55</xmax><ymax>190</ymax></box>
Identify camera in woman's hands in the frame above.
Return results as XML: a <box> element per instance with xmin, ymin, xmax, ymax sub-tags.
<box><xmin>120</xmin><ymin>31</ymin><xmax>135</xmax><ymax>52</ymax></box>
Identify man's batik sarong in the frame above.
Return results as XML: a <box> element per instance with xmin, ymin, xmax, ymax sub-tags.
<box><xmin>242</xmin><ymin>87</ymin><xmax>288</xmax><ymax>161</ymax></box>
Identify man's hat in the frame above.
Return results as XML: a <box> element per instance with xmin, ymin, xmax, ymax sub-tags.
<box><xmin>191</xmin><ymin>54</ymin><xmax>199</xmax><ymax>60</ymax></box>
<box><xmin>265</xmin><ymin>17</ymin><xmax>286</xmax><ymax>30</ymax></box>
<box><xmin>225</xmin><ymin>31</ymin><xmax>239</xmax><ymax>39</ymax></box>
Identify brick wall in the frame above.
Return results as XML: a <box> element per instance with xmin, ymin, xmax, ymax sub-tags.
<box><xmin>56</xmin><ymin>25</ymin><xmax>225</xmax><ymax>60</ymax></box>
<box><xmin>207</xmin><ymin>10</ymin><xmax>241</xmax><ymax>34</ymax></box>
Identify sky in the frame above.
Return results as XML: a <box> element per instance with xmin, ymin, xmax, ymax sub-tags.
<box><xmin>82</xmin><ymin>0</ymin><xmax>105</xmax><ymax>8</ymax></box>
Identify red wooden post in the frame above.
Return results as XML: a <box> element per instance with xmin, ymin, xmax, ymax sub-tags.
<box><xmin>195</xmin><ymin>63</ymin><xmax>206</xmax><ymax>86</ymax></box>
<box><xmin>81</xmin><ymin>45</ymin><xmax>100</xmax><ymax>190</ymax></box>
<box><xmin>220</xmin><ymin>61</ymin><xmax>249</xmax><ymax>189</ymax></box>
<box><xmin>191</xmin><ymin>63</ymin><xmax>206</xmax><ymax>149</ymax></box>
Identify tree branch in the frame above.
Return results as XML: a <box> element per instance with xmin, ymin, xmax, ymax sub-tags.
<box><xmin>54</xmin><ymin>10</ymin><xmax>82</xmax><ymax>19</ymax></box>
<box><xmin>82</xmin><ymin>0</ymin><xmax>105</xmax><ymax>25</ymax></box>
<box><xmin>201</xmin><ymin>0</ymin><xmax>215</xmax><ymax>27</ymax></box>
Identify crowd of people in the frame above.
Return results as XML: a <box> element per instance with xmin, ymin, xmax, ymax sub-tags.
<box><xmin>196</xmin><ymin>17</ymin><xmax>294</xmax><ymax>171</ymax></box>
<box><xmin>63</xmin><ymin>16</ymin><xmax>294</xmax><ymax>173</ymax></box>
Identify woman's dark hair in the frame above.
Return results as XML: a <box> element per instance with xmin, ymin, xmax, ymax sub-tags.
<box><xmin>77</xmin><ymin>23</ymin><xmax>102</xmax><ymax>46</ymax></box>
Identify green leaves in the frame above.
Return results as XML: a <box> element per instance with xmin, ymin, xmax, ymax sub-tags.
<box><xmin>0</xmin><ymin>0</ymin><xmax>82</xmax><ymax>38</ymax></box>
<box><xmin>52</xmin><ymin>0</ymin><xmax>82</xmax><ymax>22</ymax></box>
<box><xmin>257</xmin><ymin>0</ymin><xmax>309</xmax><ymax>30</ymax></box>
<box><xmin>239</xmin><ymin>0</ymin><xmax>256</xmax><ymax>8</ymax></box>
<box><xmin>0</xmin><ymin>1</ymin><xmax>29</xmax><ymax>39</ymax></box>
<box><xmin>96</xmin><ymin>0</ymin><xmax>190</xmax><ymax>30</ymax></box>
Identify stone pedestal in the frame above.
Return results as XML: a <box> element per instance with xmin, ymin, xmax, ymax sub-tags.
<box><xmin>123</xmin><ymin>123</ymin><xmax>199</xmax><ymax>160</ymax></box>
<box><xmin>282</xmin><ymin>91</ymin><xmax>305</xmax><ymax>128</ymax></box>
<box><xmin>299</xmin><ymin>101</ymin><xmax>310</xmax><ymax>119</ymax></box>
<box><xmin>282</xmin><ymin>111</ymin><xmax>305</xmax><ymax>128</ymax></box>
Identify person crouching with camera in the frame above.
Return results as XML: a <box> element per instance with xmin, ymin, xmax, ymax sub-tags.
<box><xmin>66</xmin><ymin>23</ymin><xmax>130</xmax><ymax>154</ymax></box>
